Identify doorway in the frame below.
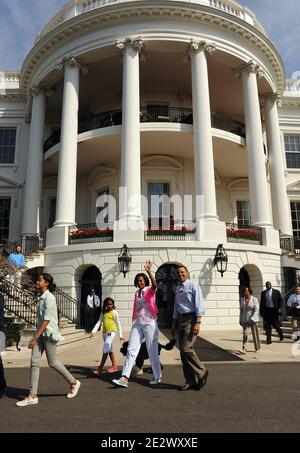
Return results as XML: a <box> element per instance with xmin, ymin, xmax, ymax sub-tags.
<box><xmin>238</xmin><ymin>267</ymin><xmax>250</xmax><ymax>298</ymax></box>
<box><xmin>80</xmin><ymin>266</ymin><xmax>102</xmax><ymax>329</ymax></box>
<box><xmin>155</xmin><ymin>263</ymin><xmax>179</xmax><ymax>328</ymax></box>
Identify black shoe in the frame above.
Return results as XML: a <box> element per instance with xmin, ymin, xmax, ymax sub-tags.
<box><xmin>279</xmin><ymin>333</ymin><xmax>284</xmax><ymax>342</ymax></box>
<box><xmin>178</xmin><ymin>383</ymin><xmax>193</xmax><ymax>391</ymax></box>
<box><xmin>0</xmin><ymin>385</ymin><xmax>7</xmax><ymax>393</ymax></box>
<box><xmin>266</xmin><ymin>340</ymin><xmax>272</xmax><ymax>345</ymax></box>
<box><xmin>195</xmin><ymin>370</ymin><xmax>209</xmax><ymax>391</ymax></box>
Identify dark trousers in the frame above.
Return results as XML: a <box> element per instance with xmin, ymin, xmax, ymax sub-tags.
<box><xmin>0</xmin><ymin>355</ymin><xmax>6</xmax><ymax>389</ymax></box>
<box><xmin>264</xmin><ymin>308</ymin><xmax>283</xmax><ymax>341</ymax></box>
<box><xmin>177</xmin><ymin>315</ymin><xmax>206</xmax><ymax>386</ymax></box>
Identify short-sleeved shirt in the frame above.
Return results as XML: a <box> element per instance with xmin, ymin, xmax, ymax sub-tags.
<box><xmin>9</xmin><ymin>252</ymin><xmax>25</xmax><ymax>268</ymax></box>
<box><xmin>36</xmin><ymin>290</ymin><xmax>63</xmax><ymax>342</ymax></box>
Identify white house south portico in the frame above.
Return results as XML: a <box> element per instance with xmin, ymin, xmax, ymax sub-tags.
<box><xmin>1</xmin><ymin>0</ymin><xmax>300</xmax><ymax>331</ymax></box>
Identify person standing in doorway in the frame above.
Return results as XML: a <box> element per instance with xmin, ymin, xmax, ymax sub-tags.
<box><xmin>260</xmin><ymin>282</ymin><xmax>284</xmax><ymax>344</ymax></box>
<box><xmin>87</xmin><ymin>289</ymin><xmax>102</xmax><ymax>326</ymax></box>
<box><xmin>8</xmin><ymin>245</ymin><xmax>25</xmax><ymax>287</ymax></box>
<box><xmin>171</xmin><ymin>265</ymin><xmax>208</xmax><ymax>391</ymax></box>
<box><xmin>16</xmin><ymin>273</ymin><xmax>81</xmax><ymax>407</ymax></box>
<box><xmin>239</xmin><ymin>287</ymin><xmax>260</xmax><ymax>354</ymax></box>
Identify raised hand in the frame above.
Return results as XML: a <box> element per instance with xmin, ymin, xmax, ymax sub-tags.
<box><xmin>144</xmin><ymin>260</ymin><xmax>153</xmax><ymax>273</ymax></box>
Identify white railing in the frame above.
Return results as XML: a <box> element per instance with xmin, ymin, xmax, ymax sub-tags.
<box><xmin>81</xmin><ymin>0</ymin><xmax>118</xmax><ymax>13</ymax></box>
<box><xmin>37</xmin><ymin>0</ymin><xmax>265</xmax><ymax>41</ymax></box>
<box><xmin>285</xmin><ymin>79</ymin><xmax>300</xmax><ymax>93</ymax></box>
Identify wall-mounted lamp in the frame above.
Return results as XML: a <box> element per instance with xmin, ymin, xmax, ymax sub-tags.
<box><xmin>214</xmin><ymin>244</ymin><xmax>228</xmax><ymax>278</ymax></box>
<box><xmin>118</xmin><ymin>244</ymin><xmax>132</xmax><ymax>278</ymax></box>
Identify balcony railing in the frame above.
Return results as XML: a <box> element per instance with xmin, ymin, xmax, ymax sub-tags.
<box><xmin>68</xmin><ymin>224</ymin><xmax>113</xmax><ymax>245</ymax></box>
<box><xmin>44</xmin><ymin>107</ymin><xmax>245</xmax><ymax>153</ymax></box>
<box><xmin>280</xmin><ymin>235</ymin><xmax>300</xmax><ymax>255</ymax></box>
<box><xmin>226</xmin><ymin>223</ymin><xmax>263</xmax><ymax>245</ymax></box>
<box><xmin>0</xmin><ymin>234</ymin><xmax>46</xmax><ymax>257</ymax></box>
<box><xmin>145</xmin><ymin>221</ymin><xmax>196</xmax><ymax>241</ymax></box>
<box><xmin>37</xmin><ymin>0</ymin><xmax>266</xmax><ymax>41</ymax></box>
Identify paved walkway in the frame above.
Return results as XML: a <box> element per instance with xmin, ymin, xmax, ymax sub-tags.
<box><xmin>2</xmin><ymin>328</ymin><xmax>299</xmax><ymax>369</ymax></box>
<box><xmin>2</xmin><ymin>363</ymin><xmax>300</xmax><ymax>433</ymax></box>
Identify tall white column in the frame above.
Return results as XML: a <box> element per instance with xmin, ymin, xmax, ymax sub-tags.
<box><xmin>238</xmin><ymin>61</ymin><xmax>272</xmax><ymax>228</ymax></box>
<box><xmin>54</xmin><ymin>57</ymin><xmax>80</xmax><ymax>227</ymax></box>
<box><xmin>189</xmin><ymin>39</ymin><xmax>226</xmax><ymax>241</ymax></box>
<box><xmin>114</xmin><ymin>37</ymin><xmax>144</xmax><ymax>241</ymax></box>
<box><xmin>22</xmin><ymin>86</ymin><xmax>46</xmax><ymax>236</ymax></box>
<box><xmin>264</xmin><ymin>93</ymin><xmax>292</xmax><ymax>235</ymax></box>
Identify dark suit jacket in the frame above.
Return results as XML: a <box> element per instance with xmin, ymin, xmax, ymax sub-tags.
<box><xmin>260</xmin><ymin>288</ymin><xmax>282</xmax><ymax>317</ymax></box>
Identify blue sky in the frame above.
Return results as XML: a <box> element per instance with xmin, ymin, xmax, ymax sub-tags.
<box><xmin>0</xmin><ymin>0</ymin><xmax>299</xmax><ymax>78</ymax></box>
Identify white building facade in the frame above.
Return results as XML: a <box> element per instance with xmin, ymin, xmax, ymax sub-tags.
<box><xmin>1</xmin><ymin>0</ymin><xmax>300</xmax><ymax>330</ymax></box>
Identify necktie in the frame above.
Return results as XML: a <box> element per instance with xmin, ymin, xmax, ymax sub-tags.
<box><xmin>93</xmin><ymin>295</ymin><xmax>96</xmax><ymax>309</ymax></box>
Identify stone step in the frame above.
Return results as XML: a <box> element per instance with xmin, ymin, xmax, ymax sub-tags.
<box><xmin>281</xmin><ymin>321</ymin><xmax>293</xmax><ymax>327</ymax></box>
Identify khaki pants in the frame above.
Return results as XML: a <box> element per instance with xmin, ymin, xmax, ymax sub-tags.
<box><xmin>177</xmin><ymin>314</ymin><xmax>206</xmax><ymax>387</ymax></box>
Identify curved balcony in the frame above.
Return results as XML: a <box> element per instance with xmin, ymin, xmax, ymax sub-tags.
<box><xmin>43</xmin><ymin>107</ymin><xmax>245</xmax><ymax>153</ymax></box>
<box><xmin>37</xmin><ymin>0</ymin><xmax>267</xmax><ymax>41</ymax></box>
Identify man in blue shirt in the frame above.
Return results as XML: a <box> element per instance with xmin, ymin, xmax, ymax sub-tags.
<box><xmin>171</xmin><ymin>265</ymin><xmax>208</xmax><ymax>391</ymax></box>
<box><xmin>8</xmin><ymin>245</ymin><xmax>25</xmax><ymax>287</ymax></box>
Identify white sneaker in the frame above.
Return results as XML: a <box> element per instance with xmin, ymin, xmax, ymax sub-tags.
<box><xmin>16</xmin><ymin>396</ymin><xmax>39</xmax><ymax>407</ymax></box>
<box><xmin>66</xmin><ymin>380</ymin><xmax>81</xmax><ymax>399</ymax></box>
<box><xmin>136</xmin><ymin>368</ymin><xmax>144</xmax><ymax>376</ymax></box>
<box><xmin>149</xmin><ymin>377</ymin><xmax>162</xmax><ymax>385</ymax></box>
<box><xmin>112</xmin><ymin>377</ymin><xmax>128</xmax><ymax>388</ymax></box>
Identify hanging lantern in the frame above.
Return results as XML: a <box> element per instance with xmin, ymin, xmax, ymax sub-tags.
<box><xmin>214</xmin><ymin>244</ymin><xmax>228</xmax><ymax>278</ymax></box>
<box><xmin>118</xmin><ymin>244</ymin><xmax>132</xmax><ymax>277</ymax></box>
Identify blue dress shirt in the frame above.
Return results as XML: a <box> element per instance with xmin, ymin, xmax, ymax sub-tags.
<box><xmin>173</xmin><ymin>279</ymin><xmax>205</xmax><ymax>320</ymax></box>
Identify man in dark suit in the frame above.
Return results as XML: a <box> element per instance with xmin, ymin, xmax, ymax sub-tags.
<box><xmin>0</xmin><ymin>292</ymin><xmax>7</xmax><ymax>393</ymax></box>
<box><xmin>260</xmin><ymin>282</ymin><xmax>284</xmax><ymax>344</ymax></box>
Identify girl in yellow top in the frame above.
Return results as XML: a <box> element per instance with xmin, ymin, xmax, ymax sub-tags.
<box><xmin>91</xmin><ymin>297</ymin><xmax>124</xmax><ymax>375</ymax></box>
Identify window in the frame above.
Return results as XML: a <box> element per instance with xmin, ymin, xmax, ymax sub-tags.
<box><xmin>148</xmin><ymin>182</ymin><xmax>170</xmax><ymax>228</ymax></box>
<box><xmin>290</xmin><ymin>202</ymin><xmax>300</xmax><ymax>238</ymax></box>
<box><xmin>285</xmin><ymin>135</ymin><xmax>300</xmax><ymax>168</ymax></box>
<box><xmin>0</xmin><ymin>128</ymin><xmax>16</xmax><ymax>164</ymax></box>
<box><xmin>146</xmin><ymin>104</ymin><xmax>169</xmax><ymax>121</ymax></box>
<box><xmin>0</xmin><ymin>198</ymin><xmax>11</xmax><ymax>242</ymax></box>
<box><xmin>236</xmin><ymin>201</ymin><xmax>251</xmax><ymax>227</ymax></box>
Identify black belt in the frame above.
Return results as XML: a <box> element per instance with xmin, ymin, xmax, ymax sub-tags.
<box><xmin>179</xmin><ymin>312</ymin><xmax>195</xmax><ymax>317</ymax></box>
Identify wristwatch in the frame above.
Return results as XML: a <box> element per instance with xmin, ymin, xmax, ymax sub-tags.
<box><xmin>195</xmin><ymin>321</ymin><xmax>201</xmax><ymax>324</ymax></box>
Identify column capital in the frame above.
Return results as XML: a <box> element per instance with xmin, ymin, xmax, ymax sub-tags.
<box><xmin>29</xmin><ymin>84</ymin><xmax>47</xmax><ymax>97</ymax></box>
<box><xmin>27</xmin><ymin>85</ymin><xmax>55</xmax><ymax>103</ymax></box>
<box><xmin>233</xmin><ymin>60</ymin><xmax>265</xmax><ymax>79</ymax></box>
<box><xmin>262</xmin><ymin>92</ymin><xmax>282</xmax><ymax>106</ymax></box>
<box><xmin>187</xmin><ymin>39</ymin><xmax>216</xmax><ymax>57</ymax></box>
<box><xmin>54</xmin><ymin>55</ymin><xmax>88</xmax><ymax>74</ymax></box>
<box><xmin>115</xmin><ymin>36</ymin><xmax>144</xmax><ymax>54</ymax></box>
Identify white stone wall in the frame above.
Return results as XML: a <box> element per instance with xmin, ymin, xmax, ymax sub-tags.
<box><xmin>44</xmin><ymin>242</ymin><xmax>284</xmax><ymax>331</ymax></box>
